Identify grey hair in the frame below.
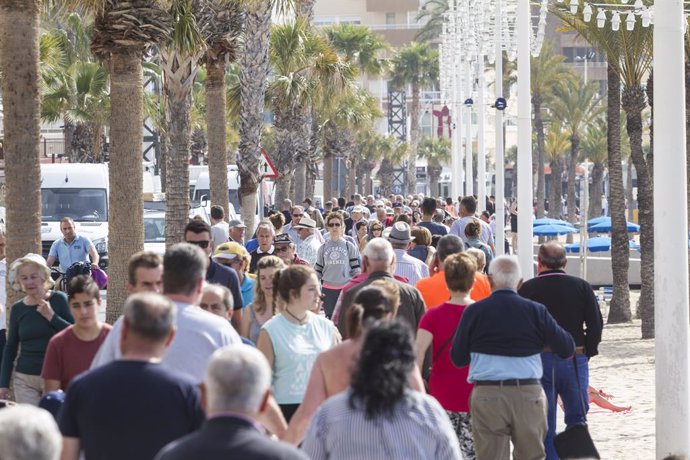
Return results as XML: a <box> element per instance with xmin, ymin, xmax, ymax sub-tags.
<box><xmin>123</xmin><ymin>292</ymin><xmax>176</xmax><ymax>342</ymax></box>
<box><xmin>362</xmin><ymin>237</ymin><xmax>394</xmax><ymax>265</ymax></box>
<box><xmin>0</xmin><ymin>405</ymin><xmax>61</xmax><ymax>460</ymax></box>
<box><xmin>256</xmin><ymin>220</ymin><xmax>276</xmax><ymax>237</ymax></box>
<box><xmin>488</xmin><ymin>255</ymin><xmax>521</xmax><ymax>289</ymax></box>
<box><xmin>202</xmin><ymin>283</ymin><xmax>233</xmax><ymax>311</ymax></box>
<box><xmin>205</xmin><ymin>345</ymin><xmax>271</xmax><ymax>414</ymax></box>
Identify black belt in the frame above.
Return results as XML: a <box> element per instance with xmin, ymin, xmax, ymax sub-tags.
<box><xmin>474</xmin><ymin>378</ymin><xmax>541</xmax><ymax>387</ymax></box>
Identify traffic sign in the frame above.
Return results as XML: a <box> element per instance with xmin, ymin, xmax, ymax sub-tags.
<box><xmin>259</xmin><ymin>147</ymin><xmax>279</xmax><ymax>179</ymax></box>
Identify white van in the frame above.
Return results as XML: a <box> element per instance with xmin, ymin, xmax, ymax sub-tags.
<box><xmin>40</xmin><ymin>163</ymin><xmax>109</xmax><ymax>270</ymax></box>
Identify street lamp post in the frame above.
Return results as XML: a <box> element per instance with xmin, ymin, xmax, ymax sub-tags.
<box><xmin>580</xmin><ymin>159</ymin><xmax>592</xmax><ymax>280</ymax></box>
<box><xmin>654</xmin><ymin>1</ymin><xmax>690</xmax><ymax>457</ymax></box>
<box><xmin>575</xmin><ymin>50</ymin><xmax>596</xmax><ymax>84</ymax></box>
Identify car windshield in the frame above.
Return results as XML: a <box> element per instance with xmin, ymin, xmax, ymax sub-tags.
<box><xmin>144</xmin><ymin>216</ymin><xmax>165</xmax><ymax>242</ymax></box>
<box><xmin>193</xmin><ymin>189</ymin><xmax>241</xmax><ymax>212</ymax></box>
<box><xmin>42</xmin><ymin>188</ymin><xmax>108</xmax><ymax>222</ymax></box>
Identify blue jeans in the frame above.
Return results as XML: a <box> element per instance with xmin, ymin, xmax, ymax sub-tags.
<box><xmin>541</xmin><ymin>352</ymin><xmax>589</xmax><ymax>460</ymax></box>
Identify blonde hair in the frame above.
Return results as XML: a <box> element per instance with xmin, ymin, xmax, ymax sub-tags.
<box><xmin>9</xmin><ymin>254</ymin><xmax>54</xmax><ymax>292</ymax></box>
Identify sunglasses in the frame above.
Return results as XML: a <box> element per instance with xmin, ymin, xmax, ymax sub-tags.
<box><xmin>275</xmin><ymin>246</ymin><xmax>291</xmax><ymax>253</ymax></box>
<box><xmin>186</xmin><ymin>240</ymin><xmax>210</xmax><ymax>249</ymax></box>
<box><xmin>327</xmin><ymin>222</ymin><xmax>341</xmax><ymax>228</ymax></box>
<box><xmin>292</xmin><ymin>214</ymin><xmax>303</xmax><ymax>217</ymax></box>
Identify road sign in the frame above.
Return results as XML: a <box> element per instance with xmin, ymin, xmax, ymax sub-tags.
<box><xmin>259</xmin><ymin>147</ymin><xmax>279</xmax><ymax>179</ymax></box>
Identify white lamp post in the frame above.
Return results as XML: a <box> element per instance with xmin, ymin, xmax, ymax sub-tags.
<box><xmin>494</xmin><ymin>0</ymin><xmax>506</xmax><ymax>257</ymax></box>
<box><xmin>516</xmin><ymin>0</ymin><xmax>534</xmax><ymax>277</ymax></box>
<box><xmin>580</xmin><ymin>159</ymin><xmax>592</xmax><ymax>280</ymax></box>
<box><xmin>654</xmin><ymin>0</ymin><xmax>690</xmax><ymax>456</ymax></box>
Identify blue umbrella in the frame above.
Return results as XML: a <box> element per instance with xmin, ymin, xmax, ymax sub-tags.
<box><xmin>587</xmin><ymin>216</ymin><xmax>610</xmax><ymax>226</ymax></box>
<box><xmin>532</xmin><ymin>224</ymin><xmax>578</xmax><ymax>236</ymax></box>
<box><xmin>533</xmin><ymin>218</ymin><xmax>573</xmax><ymax>227</ymax></box>
<box><xmin>565</xmin><ymin>236</ymin><xmax>639</xmax><ymax>253</ymax></box>
<box><xmin>588</xmin><ymin>219</ymin><xmax>640</xmax><ymax>233</ymax></box>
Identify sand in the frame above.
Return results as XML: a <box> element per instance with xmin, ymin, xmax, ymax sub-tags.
<box><xmin>555</xmin><ymin>292</ymin><xmax>655</xmax><ymax>459</ymax></box>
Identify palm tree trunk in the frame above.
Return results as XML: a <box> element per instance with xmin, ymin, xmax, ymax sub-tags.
<box><xmin>407</xmin><ymin>84</ymin><xmax>421</xmax><ymax>195</ymax></box>
<box><xmin>64</xmin><ymin>122</ymin><xmax>75</xmax><ymax>161</ymax></box>
<box><xmin>378</xmin><ymin>158</ymin><xmax>395</xmax><ymax>197</ymax></box>
<box><xmin>626</xmin><ymin>158</ymin><xmax>634</xmax><ymax>222</ymax></box>
<box><xmin>164</xmin><ymin>90</ymin><xmax>192</xmax><ymax>246</ymax></box>
<box><xmin>323</xmin><ymin>151</ymin><xmax>334</xmax><ymax>201</ymax></box>
<box><xmin>549</xmin><ymin>159</ymin><xmax>563</xmax><ymax>220</ymax></box>
<box><xmin>106</xmin><ymin>53</ymin><xmax>145</xmax><ymax>323</ymax></box>
<box><xmin>207</xmin><ymin>60</ymin><xmax>229</xmax><ymax>221</ymax></box>
<box><xmin>589</xmin><ymin>161</ymin><xmax>604</xmax><ymax>218</ymax></box>
<box><xmin>622</xmin><ymin>85</ymin><xmax>654</xmax><ymax>338</ymax></box>
<box><xmin>607</xmin><ymin>64</ymin><xmax>631</xmax><ymax>323</ymax></box>
<box><xmin>294</xmin><ymin>161</ymin><xmax>307</xmax><ymax>203</ymax></box>
<box><xmin>346</xmin><ymin>156</ymin><xmax>357</xmax><ymax>197</ymax></box>
<box><xmin>534</xmin><ymin>97</ymin><xmax>546</xmax><ymax>218</ymax></box>
<box><xmin>0</xmin><ymin>0</ymin><xmax>42</xmax><ymax>308</ymax></box>
<box><xmin>238</xmin><ymin>0</ymin><xmax>271</xmax><ymax>233</ymax></box>
<box><xmin>72</xmin><ymin>123</ymin><xmax>95</xmax><ymax>162</ymax></box>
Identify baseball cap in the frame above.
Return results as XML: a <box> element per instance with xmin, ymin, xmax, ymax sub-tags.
<box><xmin>274</xmin><ymin>233</ymin><xmax>293</xmax><ymax>246</ymax></box>
<box><xmin>212</xmin><ymin>242</ymin><xmax>248</xmax><ymax>261</ymax></box>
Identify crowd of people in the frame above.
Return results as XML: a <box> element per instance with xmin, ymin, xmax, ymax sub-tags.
<box><xmin>0</xmin><ymin>192</ymin><xmax>629</xmax><ymax>460</ymax></box>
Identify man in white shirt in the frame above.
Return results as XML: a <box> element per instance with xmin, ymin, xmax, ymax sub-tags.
<box><xmin>91</xmin><ymin>243</ymin><xmax>240</xmax><ymax>382</ymax></box>
<box><xmin>210</xmin><ymin>205</ymin><xmax>229</xmax><ymax>245</ymax></box>
<box><xmin>387</xmin><ymin>222</ymin><xmax>429</xmax><ymax>286</ymax></box>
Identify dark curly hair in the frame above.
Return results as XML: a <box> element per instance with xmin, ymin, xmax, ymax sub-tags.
<box><xmin>349</xmin><ymin>321</ymin><xmax>415</xmax><ymax>420</ymax></box>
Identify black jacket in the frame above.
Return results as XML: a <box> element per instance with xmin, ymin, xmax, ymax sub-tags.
<box><xmin>518</xmin><ymin>269</ymin><xmax>603</xmax><ymax>358</ymax></box>
<box><xmin>155</xmin><ymin>416</ymin><xmax>307</xmax><ymax>460</ymax></box>
<box><xmin>337</xmin><ymin>271</ymin><xmax>426</xmax><ymax>338</ymax></box>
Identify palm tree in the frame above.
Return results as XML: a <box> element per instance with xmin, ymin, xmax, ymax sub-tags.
<box><xmin>87</xmin><ymin>0</ymin><xmax>172</xmax><ymax>322</ymax></box>
<box><xmin>390</xmin><ymin>42</ymin><xmax>439</xmax><ymax>195</ymax></box>
<box><xmin>322</xmin><ymin>23</ymin><xmax>389</xmax><ymax>198</ymax></box>
<box><xmin>549</xmin><ymin>78</ymin><xmax>604</xmax><ymax>237</ymax></box>
<box><xmin>544</xmin><ymin>122</ymin><xmax>570</xmax><ymax>221</ymax></box>
<box><xmin>197</xmin><ymin>0</ymin><xmax>241</xmax><ymax>221</ymax></box>
<box><xmin>159</xmin><ymin>0</ymin><xmax>206</xmax><ymax>246</ymax></box>
<box><xmin>417</xmin><ymin>136</ymin><xmax>451</xmax><ymax>197</ymax></box>
<box><xmin>377</xmin><ymin>139</ymin><xmax>410</xmax><ymax>197</ymax></box>
<box><xmin>237</xmin><ymin>0</ymin><xmax>291</xmax><ymax>233</ymax></box>
<box><xmin>415</xmin><ymin>0</ymin><xmax>448</xmax><ymax>43</ymax></box>
<box><xmin>268</xmin><ymin>20</ymin><xmax>354</xmax><ymax>204</ymax></box>
<box><xmin>41</xmin><ymin>60</ymin><xmax>110</xmax><ymax>163</ymax></box>
<box><xmin>0</xmin><ymin>0</ymin><xmax>42</xmax><ymax>307</ymax></box>
<box><xmin>532</xmin><ymin>42</ymin><xmax>574</xmax><ymax>218</ymax></box>
<box><xmin>553</xmin><ymin>3</ymin><xmax>654</xmax><ymax>336</ymax></box>
<box><xmin>320</xmin><ymin>89</ymin><xmax>380</xmax><ymax>199</ymax></box>
<box><xmin>580</xmin><ymin>116</ymin><xmax>608</xmax><ymax>218</ymax></box>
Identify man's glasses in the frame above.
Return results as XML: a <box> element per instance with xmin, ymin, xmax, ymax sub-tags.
<box><xmin>186</xmin><ymin>240</ymin><xmax>210</xmax><ymax>249</ymax></box>
<box><xmin>327</xmin><ymin>222</ymin><xmax>341</xmax><ymax>228</ymax></box>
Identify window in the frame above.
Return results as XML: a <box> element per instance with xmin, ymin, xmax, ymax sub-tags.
<box><xmin>386</xmin><ymin>12</ymin><xmax>396</xmax><ymax>25</ymax></box>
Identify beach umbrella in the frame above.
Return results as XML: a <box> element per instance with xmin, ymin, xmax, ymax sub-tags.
<box><xmin>565</xmin><ymin>236</ymin><xmax>639</xmax><ymax>253</ymax></box>
<box><xmin>587</xmin><ymin>216</ymin><xmax>610</xmax><ymax>226</ymax></box>
<box><xmin>588</xmin><ymin>219</ymin><xmax>640</xmax><ymax>233</ymax></box>
<box><xmin>532</xmin><ymin>224</ymin><xmax>578</xmax><ymax>236</ymax></box>
<box><xmin>533</xmin><ymin>218</ymin><xmax>573</xmax><ymax>227</ymax></box>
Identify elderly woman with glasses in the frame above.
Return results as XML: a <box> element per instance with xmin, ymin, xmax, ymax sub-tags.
<box><xmin>0</xmin><ymin>254</ymin><xmax>74</xmax><ymax>404</ymax></box>
<box><xmin>314</xmin><ymin>211</ymin><xmax>361</xmax><ymax>319</ymax></box>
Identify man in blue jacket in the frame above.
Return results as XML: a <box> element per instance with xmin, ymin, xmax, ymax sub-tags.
<box><xmin>451</xmin><ymin>255</ymin><xmax>574</xmax><ymax>460</ymax></box>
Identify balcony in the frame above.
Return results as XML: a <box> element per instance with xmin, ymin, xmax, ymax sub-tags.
<box><xmin>366</xmin><ymin>0</ymin><xmax>419</xmax><ymax>12</ymax></box>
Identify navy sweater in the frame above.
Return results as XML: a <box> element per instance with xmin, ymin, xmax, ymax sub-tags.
<box><xmin>451</xmin><ymin>289</ymin><xmax>575</xmax><ymax>368</ymax></box>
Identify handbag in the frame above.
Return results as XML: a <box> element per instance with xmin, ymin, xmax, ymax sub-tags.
<box><xmin>553</xmin><ymin>356</ymin><xmax>600</xmax><ymax>459</ymax></box>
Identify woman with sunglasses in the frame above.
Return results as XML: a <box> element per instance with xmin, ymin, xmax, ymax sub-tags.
<box><xmin>314</xmin><ymin>212</ymin><xmax>361</xmax><ymax>319</ymax></box>
<box><xmin>257</xmin><ymin>265</ymin><xmax>340</xmax><ymax>422</ymax></box>
<box><xmin>240</xmin><ymin>256</ymin><xmax>285</xmax><ymax>344</ymax></box>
